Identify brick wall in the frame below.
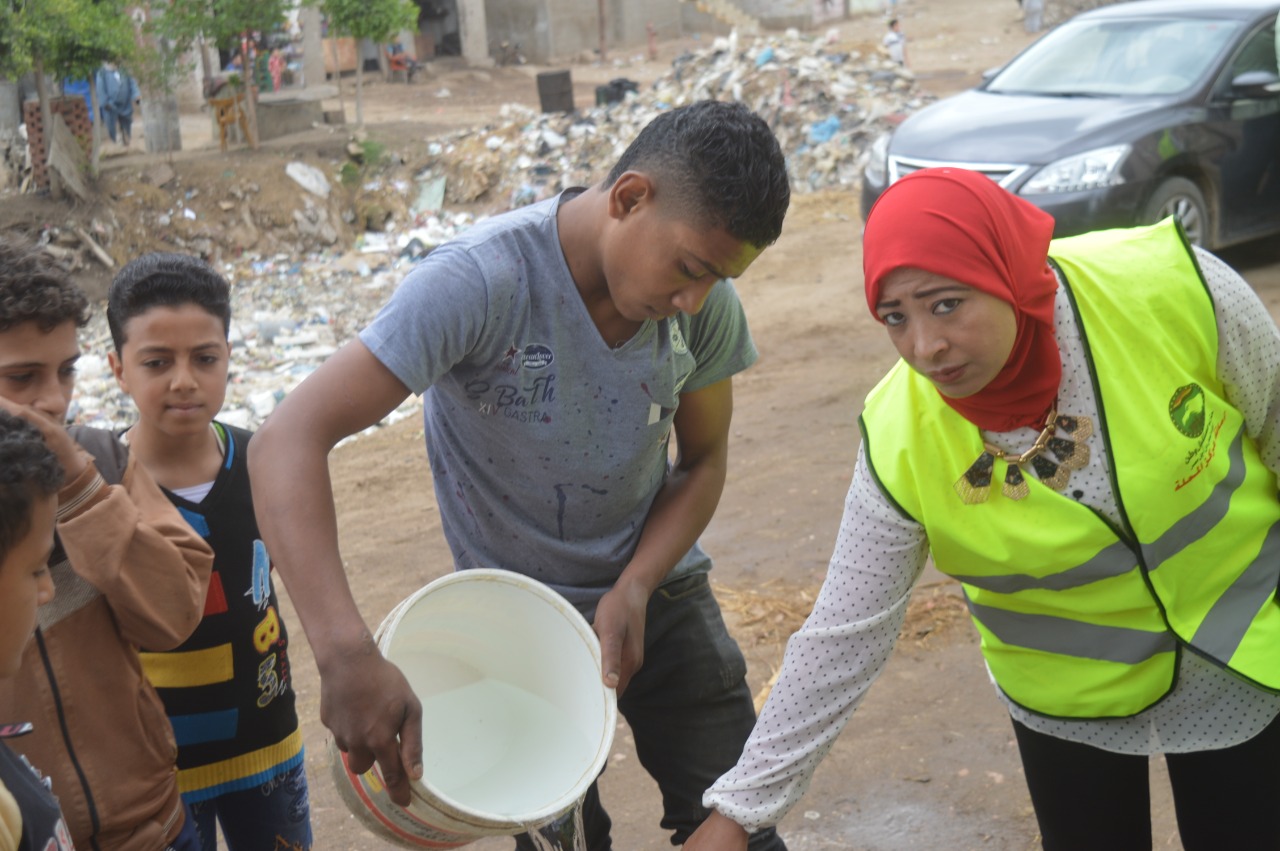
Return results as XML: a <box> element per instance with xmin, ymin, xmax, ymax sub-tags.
<box><xmin>23</xmin><ymin>96</ymin><xmax>92</xmax><ymax>190</ymax></box>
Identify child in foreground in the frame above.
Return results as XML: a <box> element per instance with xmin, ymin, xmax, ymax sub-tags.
<box><xmin>0</xmin><ymin>233</ymin><xmax>213</xmax><ymax>851</ymax></box>
<box><xmin>0</xmin><ymin>411</ymin><xmax>72</xmax><ymax>851</ymax></box>
<box><xmin>107</xmin><ymin>253</ymin><xmax>311</xmax><ymax>851</ymax></box>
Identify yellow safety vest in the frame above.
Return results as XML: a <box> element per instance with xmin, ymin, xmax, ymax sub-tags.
<box><xmin>860</xmin><ymin>219</ymin><xmax>1280</xmax><ymax>718</ymax></box>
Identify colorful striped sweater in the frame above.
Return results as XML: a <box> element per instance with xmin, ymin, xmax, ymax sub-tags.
<box><xmin>139</xmin><ymin>423</ymin><xmax>303</xmax><ymax>801</ymax></box>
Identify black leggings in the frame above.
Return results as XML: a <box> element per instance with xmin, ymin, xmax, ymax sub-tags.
<box><xmin>1012</xmin><ymin>711</ymin><xmax>1280</xmax><ymax>850</ymax></box>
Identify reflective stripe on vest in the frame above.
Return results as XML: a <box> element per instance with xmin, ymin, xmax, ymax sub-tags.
<box><xmin>861</xmin><ymin>218</ymin><xmax>1280</xmax><ymax>718</ymax></box>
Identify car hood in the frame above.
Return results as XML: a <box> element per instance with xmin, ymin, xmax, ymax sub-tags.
<box><xmin>891</xmin><ymin>89</ymin><xmax>1173</xmax><ymax>164</ymax></box>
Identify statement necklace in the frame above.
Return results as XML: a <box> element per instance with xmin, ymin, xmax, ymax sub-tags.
<box><xmin>953</xmin><ymin>405</ymin><xmax>1093</xmax><ymax>504</ymax></box>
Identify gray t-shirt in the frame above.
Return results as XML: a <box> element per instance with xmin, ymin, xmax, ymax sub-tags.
<box><xmin>359</xmin><ymin>192</ymin><xmax>758</xmax><ymax>615</ymax></box>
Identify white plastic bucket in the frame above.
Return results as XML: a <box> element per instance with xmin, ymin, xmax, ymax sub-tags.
<box><xmin>331</xmin><ymin>569</ymin><xmax>617</xmax><ymax>848</ymax></box>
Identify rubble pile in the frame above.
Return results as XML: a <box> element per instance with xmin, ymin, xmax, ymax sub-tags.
<box><xmin>68</xmin><ymin>247</ymin><xmax>430</xmax><ymax>434</ymax></box>
<box><xmin>414</xmin><ymin>28</ymin><xmax>930</xmax><ymax>205</ymax></box>
<box><xmin>25</xmin><ymin>27</ymin><xmax>933</xmax><ymax>434</ymax></box>
<box><xmin>96</xmin><ymin>159</ymin><xmax>361</xmax><ymax>266</ymax></box>
<box><xmin>8</xmin><ymin>28</ymin><xmax>927</xmax><ymax>272</ymax></box>
<box><xmin>0</xmin><ymin>129</ymin><xmax>29</xmax><ymax>192</ymax></box>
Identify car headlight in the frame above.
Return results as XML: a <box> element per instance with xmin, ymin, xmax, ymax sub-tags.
<box><xmin>1021</xmin><ymin>145</ymin><xmax>1130</xmax><ymax>194</ymax></box>
<box><xmin>863</xmin><ymin>132</ymin><xmax>891</xmax><ymax>187</ymax></box>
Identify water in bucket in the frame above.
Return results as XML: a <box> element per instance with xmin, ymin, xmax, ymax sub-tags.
<box><xmin>400</xmin><ymin>654</ymin><xmax>600</xmax><ymax>817</ymax></box>
<box><xmin>331</xmin><ymin>569</ymin><xmax>616</xmax><ymax>849</ymax></box>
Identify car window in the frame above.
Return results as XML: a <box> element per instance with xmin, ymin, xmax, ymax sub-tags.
<box><xmin>988</xmin><ymin>16</ymin><xmax>1242</xmax><ymax>97</ymax></box>
<box><xmin>1227</xmin><ymin>21</ymin><xmax>1278</xmax><ymax>79</ymax></box>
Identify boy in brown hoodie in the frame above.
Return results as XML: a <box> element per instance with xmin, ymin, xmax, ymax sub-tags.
<box><xmin>0</xmin><ymin>234</ymin><xmax>213</xmax><ymax>851</ymax></box>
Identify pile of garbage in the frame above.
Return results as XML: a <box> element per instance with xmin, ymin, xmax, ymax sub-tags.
<box><xmin>56</xmin><ymin>27</ymin><xmax>932</xmax><ymax>433</ymax></box>
<box><xmin>0</xmin><ymin>128</ymin><xmax>29</xmax><ymax>193</ymax></box>
<box><xmin>67</xmin><ymin>246</ymin><xmax>431</xmax><ymax>435</ymax></box>
<box><xmin>414</xmin><ymin>27</ymin><xmax>929</xmax><ymax>207</ymax></box>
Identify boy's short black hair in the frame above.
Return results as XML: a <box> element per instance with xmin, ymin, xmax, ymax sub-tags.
<box><xmin>107</xmin><ymin>252</ymin><xmax>232</xmax><ymax>353</ymax></box>
<box><xmin>603</xmin><ymin>100</ymin><xmax>790</xmax><ymax>249</ymax></box>
<box><xmin>0</xmin><ymin>411</ymin><xmax>63</xmax><ymax>565</ymax></box>
<box><xmin>0</xmin><ymin>234</ymin><xmax>91</xmax><ymax>333</ymax></box>
<box><xmin>888</xmin><ymin>18</ymin><xmax>899</xmax><ymax>27</ymax></box>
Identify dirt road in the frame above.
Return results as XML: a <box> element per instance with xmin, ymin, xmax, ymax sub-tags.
<box><xmin>261</xmin><ymin>2</ymin><xmax>1280</xmax><ymax>850</ymax></box>
<box><xmin>20</xmin><ymin>0</ymin><xmax>1277</xmax><ymax>847</ymax></box>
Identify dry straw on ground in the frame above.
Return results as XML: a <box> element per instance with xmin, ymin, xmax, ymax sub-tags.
<box><xmin>715</xmin><ymin>577</ymin><xmax>970</xmax><ymax>710</ymax></box>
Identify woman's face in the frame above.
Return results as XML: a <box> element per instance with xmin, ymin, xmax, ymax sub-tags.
<box><xmin>873</xmin><ymin>267</ymin><xmax>1018</xmax><ymax>398</ymax></box>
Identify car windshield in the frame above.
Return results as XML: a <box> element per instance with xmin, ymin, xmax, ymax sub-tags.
<box><xmin>987</xmin><ymin>16</ymin><xmax>1245</xmax><ymax>97</ymax></box>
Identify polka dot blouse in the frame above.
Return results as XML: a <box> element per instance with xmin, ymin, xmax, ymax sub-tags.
<box><xmin>703</xmin><ymin>247</ymin><xmax>1280</xmax><ymax>832</ymax></box>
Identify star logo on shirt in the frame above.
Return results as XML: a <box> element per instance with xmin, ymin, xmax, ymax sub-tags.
<box><xmin>504</xmin><ymin>344</ymin><xmax>519</xmax><ymax>361</ymax></box>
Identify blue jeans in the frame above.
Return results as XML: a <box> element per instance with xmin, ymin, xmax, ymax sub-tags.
<box><xmin>187</xmin><ymin>762</ymin><xmax>312</xmax><ymax>851</ymax></box>
<box><xmin>517</xmin><ymin>572</ymin><xmax>787</xmax><ymax>850</ymax></box>
<box><xmin>166</xmin><ymin>803</ymin><xmax>201</xmax><ymax>851</ymax></box>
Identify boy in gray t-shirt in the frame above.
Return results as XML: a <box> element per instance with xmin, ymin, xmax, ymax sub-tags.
<box><xmin>250</xmin><ymin>100</ymin><xmax>792</xmax><ymax>850</ymax></box>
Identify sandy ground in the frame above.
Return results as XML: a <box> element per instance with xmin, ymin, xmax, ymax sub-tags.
<box><xmin>270</xmin><ymin>3</ymin><xmax>1280</xmax><ymax>850</ymax></box>
<box><xmin>18</xmin><ymin>0</ymin><xmax>1280</xmax><ymax>848</ymax></box>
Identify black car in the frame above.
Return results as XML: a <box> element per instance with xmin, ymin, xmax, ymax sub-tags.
<box><xmin>860</xmin><ymin>0</ymin><xmax>1280</xmax><ymax>249</ymax></box>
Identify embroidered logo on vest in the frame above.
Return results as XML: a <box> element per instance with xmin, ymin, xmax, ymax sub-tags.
<box><xmin>1168</xmin><ymin>383</ymin><xmax>1206</xmax><ymax>438</ymax></box>
<box><xmin>1171</xmin><ymin>383</ymin><xmax>1226</xmax><ymax>491</ymax></box>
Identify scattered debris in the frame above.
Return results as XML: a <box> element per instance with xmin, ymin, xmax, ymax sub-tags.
<box><xmin>285</xmin><ymin>161</ymin><xmax>332</xmax><ymax>198</ymax></box>
<box><xmin>74</xmin><ymin>227</ymin><xmax>115</xmax><ymax>269</ymax></box>
<box><xmin>143</xmin><ymin>162</ymin><xmax>176</xmax><ymax>187</ymax></box>
<box><xmin>715</xmin><ymin>578</ymin><xmax>817</xmax><ymax>648</ymax></box>
<box><xmin>726</xmin><ymin>576</ymin><xmax>970</xmax><ymax>709</ymax></box>
<box><xmin>411</xmin><ymin>28</ymin><xmax>930</xmax><ymax>204</ymax></box>
<box><xmin>12</xmin><ymin>25</ymin><xmax>945</xmax><ymax>438</ymax></box>
<box><xmin>66</xmin><ymin>246</ymin><xmax>432</xmax><ymax>433</ymax></box>
<box><xmin>901</xmin><ymin>582</ymin><xmax>969</xmax><ymax>645</ymax></box>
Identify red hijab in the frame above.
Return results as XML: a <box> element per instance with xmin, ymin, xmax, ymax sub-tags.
<box><xmin>863</xmin><ymin>168</ymin><xmax>1060</xmax><ymax>433</ymax></box>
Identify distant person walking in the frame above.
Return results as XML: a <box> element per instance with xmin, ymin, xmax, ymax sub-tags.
<box><xmin>94</xmin><ymin>61</ymin><xmax>140</xmax><ymax>146</ymax></box>
<box><xmin>883</xmin><ymin>18</ymin><xmax>908</xmax><ymax>67</ymax></box>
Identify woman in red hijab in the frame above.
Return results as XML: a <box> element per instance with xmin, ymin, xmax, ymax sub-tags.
<box><xmin>690</xmin><ymin>168</ymin><xmax>1280</xmax><ymax>850</ymax></box>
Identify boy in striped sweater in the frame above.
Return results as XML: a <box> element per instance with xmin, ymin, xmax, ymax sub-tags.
<box><xmin>106</xmin><ymin>253</ymin><xmax>311</xmax><ymax>851</ymax></box>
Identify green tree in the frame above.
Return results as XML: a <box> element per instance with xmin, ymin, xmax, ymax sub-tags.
<box><xmin>321</xmin><ymin>0</ymin><xmax>415</xmax><ymax>126</ymax></box>
<box><xmin>148</xmin><ymin>0</ymin><xmax>302</xmax><ymax>150</ymax></box>
<box><xmin>0</xmin><ymin>0</ymin><xmax>138</xmax><ymax>188</ymax></box>
<box><xmin>49</xmin><ymin>0</ymin><xmax>138</xmax><ymax>172</ymax></box>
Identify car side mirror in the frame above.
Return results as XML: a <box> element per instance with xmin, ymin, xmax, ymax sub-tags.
<box><xmin>980</xmin><ymin>66</ymin><xmax>1001</xmax><ymax>84</ymax></box>
<box><xmin>1230</xmin><ymin>70</ymin><xmax>1280</xmax><ymax>97</ymax></box>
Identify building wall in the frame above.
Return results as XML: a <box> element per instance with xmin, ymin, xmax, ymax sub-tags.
<box><xmin>483</xmin><ymin>0</ymin><xmax>547</xmax><ymax>61</ymax></box>
<box><xmin>737</xmin><ymin>0</ymin><xmax>810</xmax><ymax>29</ymax></box>
<box><xmin>483</xmin><ymin>0</ymin><xmax>718</xmax><ymax>63</ymax></box>
<box><xmin>612</xmin><ymin>0</ymin><xmax>683</xmax><ymax>46</ymax></box>
<box><xmin>481</xmin><ymin>0</ymin><xmax>868</xmax><ymax>64</ymax></box>
<box><xmin>545</xmin><ymin>0</ymin><xmax>599</xmax><ymax>58</ymax></box>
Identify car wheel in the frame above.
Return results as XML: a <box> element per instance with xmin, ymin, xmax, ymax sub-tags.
<box><xmin>1142</xmin><ymin>177</ymin><xmax>1210</xmax><ymax>248</ymax></box>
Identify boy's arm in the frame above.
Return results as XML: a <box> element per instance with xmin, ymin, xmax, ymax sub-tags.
<box><xmin>248</xmin><ymin>338</ymin><xmax>424</xmax><ymax>807</ymax></box>
<box><xmin>57</xmin><ymin>452</ymin><xmax>214</xmax><ymax>650</ymax></box>
<box><xmin>0</xmin><ymin>396</ymin><xmax>212</xmax><ymax>649</ymax></box>
<box><xmin>593</xmin><ymin>377</ymin><xmax>733</xmax><ymax>694</ymax></box>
